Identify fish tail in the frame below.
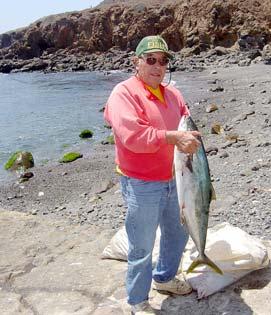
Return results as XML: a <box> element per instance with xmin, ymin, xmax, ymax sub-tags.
<box><xmin>186</xmin><ymin>254</ymin><xmax>223</xmax><ymax>275</ymax></box>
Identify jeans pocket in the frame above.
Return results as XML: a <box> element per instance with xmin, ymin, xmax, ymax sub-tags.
<box><xmin>127</xmin><ymin>177</ymin><xmax>162</xmax><ymax>196</ymax></box>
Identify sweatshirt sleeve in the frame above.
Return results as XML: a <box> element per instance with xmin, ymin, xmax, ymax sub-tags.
<box><xmin>104</xmin><ymin>84</ymin><xmax>167</xmax><ymax>154</ymax></box>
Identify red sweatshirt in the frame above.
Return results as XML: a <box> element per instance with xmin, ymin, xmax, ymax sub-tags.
<box><xmin>104</xmin><ymin>76</ymin><xmax>189</xmax><ymax>181</ymax></box>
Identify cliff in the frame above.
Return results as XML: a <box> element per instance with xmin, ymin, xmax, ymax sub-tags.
<box><xmin>0</xmin><ymin>0</ymin><xmax>270</xmax><ymax>72</ymax></box>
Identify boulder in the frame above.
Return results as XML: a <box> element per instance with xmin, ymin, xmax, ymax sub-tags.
<box><xmin>59</xmin><ymin>152</ymin><xmax>83</xmax><ymax>163</ymax></box>
<box><xmin>262</xmin><ymin>44</ymin><xmax>271</xmax><ymax>57</ymax></box>
<box><xmin>5</xmin><ymin>151</ymin><xmax>34</xmax><ymax>171</ymax></box>
<box><xmin>79</xmin><ymin>129</ymin><xmax>93</xmax><ymax>139</ymax></box>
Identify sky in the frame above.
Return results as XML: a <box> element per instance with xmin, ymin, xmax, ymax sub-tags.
<box><xmin>0</xmin><ymin>0</ymin><xmax>103</xmax><ymax>34</ymax></box>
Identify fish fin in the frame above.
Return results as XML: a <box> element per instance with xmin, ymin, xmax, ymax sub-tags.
<box><xmin>186</xmin><ymin>156</ymin><xmax>193</xmax><ymax>173</ymax></box>
<box><xmin>186</xmin><ymin>254</ymin><xmax>223</xmax><ymax>275</ymax></box>
<box><xmin>211</xmin><ymin>183</ymin><xmax>216</xmax><ymax>200</ymax></box>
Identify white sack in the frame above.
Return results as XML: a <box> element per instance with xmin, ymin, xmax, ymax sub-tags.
<box><xmin>182</xmin><ymin>222</ymin><xmax>269</xmax><ymax>298</ymax></box>
<box><xmin>101</xmin><ymin>226</ymin><xmax>161</xmax><ymax>261</ymax></box>
<box><xmin>101</xmin><ymin>226</ymin><xmax>128</xmax><ymax>261</ymax></box>
<box><xmin>101</xmin><ymin>222</ymin><xmax>269</xmax><ymax>298</ymax></box>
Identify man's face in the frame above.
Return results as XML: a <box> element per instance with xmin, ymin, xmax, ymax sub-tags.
<box><xmin>134</xmin><ymin>52</ymin><xmax>169</xmax><ymax>88</ymax></box>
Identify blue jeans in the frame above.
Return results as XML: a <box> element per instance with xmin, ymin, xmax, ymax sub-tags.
<box><xmin>120</xmin><ymin>176</ymin><xmax>189</xmax><ymax>305</ymax></box>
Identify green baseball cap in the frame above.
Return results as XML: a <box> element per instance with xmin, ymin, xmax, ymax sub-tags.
<box><xmin>135</xmin><ymin>35</ymin><xmax>174</xmax><ymax>59</ymax></box>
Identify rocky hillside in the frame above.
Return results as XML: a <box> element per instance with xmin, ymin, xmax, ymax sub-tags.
<box><xmin>0</xmin><ymin>0</ymin><xmax>270</xmax><ymax>73</ymax></box>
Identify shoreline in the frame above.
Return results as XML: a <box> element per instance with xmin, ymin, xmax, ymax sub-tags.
<box><xmin>0</xmin><ymin>63</ymin><xmax>270</xmax><ymax>239</ymax></box>
<box><xmin>1</xmin><ymin>47</ymin><xmax>270</xmax><ymax>74</ymax></box>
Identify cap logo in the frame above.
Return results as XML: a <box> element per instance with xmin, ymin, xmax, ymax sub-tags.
<box><xmin>147</xmin><ymin>41</ymin><xmax>167</xmax><ymax>50</ymax></box>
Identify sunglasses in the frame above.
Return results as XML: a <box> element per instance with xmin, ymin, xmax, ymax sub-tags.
<box><xmin>140</xmin><ymin>56</ymin><xmax>169</xmax><ymax>66</ymax></box>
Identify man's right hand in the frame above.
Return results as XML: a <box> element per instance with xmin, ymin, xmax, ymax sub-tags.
<box><xmin>166</xmin><ymin>130</ymin><xmax>201</xmax><ymax>154</ymax></box>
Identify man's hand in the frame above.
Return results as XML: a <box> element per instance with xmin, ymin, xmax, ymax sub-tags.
<box><xmin>166</xmin><ymin>130</ymin><xmax>201</xmax><ymax>154</ymax></box>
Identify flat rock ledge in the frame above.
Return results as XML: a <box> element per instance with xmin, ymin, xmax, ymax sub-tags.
<box><xmin>0</xmin><ymin>208</ymin><xmax>270</xmax><ymax>315</ymax></box>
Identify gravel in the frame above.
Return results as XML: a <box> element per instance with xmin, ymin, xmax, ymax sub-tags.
<box><xmin>0</xmin><ymin>62</ymin><xmax>270</xmax><ymax>240</ymax></box>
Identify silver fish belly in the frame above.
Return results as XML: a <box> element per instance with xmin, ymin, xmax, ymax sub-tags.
<box><xmin>174</xmin><ymin>115</ymin><xmax>223</xmax><ymax>275</ymax></box>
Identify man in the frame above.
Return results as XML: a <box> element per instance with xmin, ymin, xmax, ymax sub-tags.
<box><xmin>104</xmin><ymin>35</ymin><xmax>200</xmax><ymax>315</ymax></box>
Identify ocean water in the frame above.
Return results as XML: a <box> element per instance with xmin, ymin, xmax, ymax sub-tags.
<box><xmin>0</xmin><ymin>69</ymin><xmax>202</xmax><ymax>184</ymax></box>
<box><xmin>0</xmin><ymin>71</ymin><xmax>129</xmax><ymax>183</ymax></box>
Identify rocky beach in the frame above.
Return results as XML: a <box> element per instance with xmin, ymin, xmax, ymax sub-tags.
<box><xmin>0</xmin><ymin>61</ymin><xmax>270</xmax><ymax>314</ymax></box>
<box><xmin>1</xmin><ymin>60</ymin><xmax>270</xmax><ymax>238</ymax></box>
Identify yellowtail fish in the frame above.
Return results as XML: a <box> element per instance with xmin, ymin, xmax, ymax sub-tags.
<box><xmin>174</xmin><ymin>115</ymin><xmax>223</xmax><ymax>275</ymax></box>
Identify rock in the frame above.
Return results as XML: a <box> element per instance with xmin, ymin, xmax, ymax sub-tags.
<box><xmin>59</xmin><ymin>152</ymin><xmax>83</xmax><ymax>163</ymax></box>
<box><xmin>251</xmin><ymin>165</ymin><xmax>261</xmax><ymax>171</ymax></box>
<box><xmin>246</xmin><ymin>49</ymin><xmax>262</xmax><ymax>60</ymax></box>
<box><xmin>79</xmin><ymin>129</ymin><xmax>93</xmax><ymax>139</ymax></box>
<box><xmin>225</xmin><ymin>133</ymin><xmax>239</xmax><ymax>141</ymax></box>
<box><xmin>262</xmin><ymin>44</ymin><xmax>271</xmax><ymax>58</ymax></box>
<box><xmin>95</xmin><ymin>180</ymin><xmax>115</xmax><ymax>194</ymax></box>
<box><xmin>211</xmin><ymin>124</ymin><xmax>224</xmax><ymax>135</ymax></box>
<box><xmin>256</xmin><ymin>141</ymin><xmax>271</xmax><ymax>148</ymax></box>
<box><xmin>207</xmin><ymin>79</ymin><xmax>217</xmax><ymax>84</ymax></box>
<box><xmin>206</xmin><ymin>104</ymin><xmax>218</xmax><ymax>113</ymax></box>
<box><xmin>20</xmin><ymin>59</ymin><xmax>48</xmax><ymax>71</ymax></box>
<box><xmin>101</xmin><ymin>135</ymin><xmax>115</xmax><ymax>145</ymax></box>
<box><xmin>5</xmin><ymin>151</ymin><xmax>34</xmax><ymax>171</ymax></box>
<box><xmin>238</xmin><ymin>59</ymin><xmax>252</xmax><ymax>67</ymax></box>
<box><xmin>19</xmin><ymin>171</ymin><xmax>34</xmax><ymax>183</ymax></box>
<box><xmin>20</xmin><ymin>171</ymin><xmax>34</xmax><ymax>179</ymax></box>
<box><xmin>209</xmin><ymin>86</ymin><xmax>224</xmax><ymax>92</ymax></box>
<box><xmin>205</xmin><ymin>146</ymin><xmax>219</xmax><ymax>154</ymax></box>
<box><xmin>219</xmin><ymin>151</ymin><xmax>229</xmax><ymax>159</ymax></box>
<box><xmin>208</xmin><ymin>150</ymin><xmax>218</xmax><ymax>156</ymax></box>
<box><xmin>104</xmin><ymin>123</ymin><xmax>112</xmax><ymax>129</ymax></box>
<box><xmin>0</xmin><ymin>61</ymin><xmax>15</xmax><ymax>73</ymax></box>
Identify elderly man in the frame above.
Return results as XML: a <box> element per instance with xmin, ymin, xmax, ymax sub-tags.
<box><xmin>104</xmin><ymin>35</ymin><xmax>200</xmax><ymax>315</ymax></box>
